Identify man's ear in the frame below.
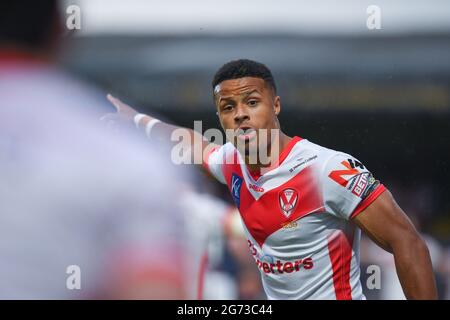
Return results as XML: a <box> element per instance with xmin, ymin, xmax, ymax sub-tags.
<box><xmin>274</xmin><ymin>96</ymin><xmax>281</xmax><ymax>116</ymax></box>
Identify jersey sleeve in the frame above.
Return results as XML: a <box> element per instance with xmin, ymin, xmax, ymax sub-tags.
<box><xmin>202</xmin><ymin>144</ymin><xmax>227</xmax><ymax>184</ymax></box>
<box><xmin>322</xmin><ymin>153</ymin><xmax>386</xmax><ymax>220</ymax></box>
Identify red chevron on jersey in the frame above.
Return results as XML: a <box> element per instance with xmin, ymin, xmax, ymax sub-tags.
<box><xmin>220</xmin><ymin>141</ymin><xmax>324</xmax><ymax>248</ymax></box>
<box><xmin>204</xmin><ymin>137</ymin><xmax>386</xmax><ymax>300</ymax></box>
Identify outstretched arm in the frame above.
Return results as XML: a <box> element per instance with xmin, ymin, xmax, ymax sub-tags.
<box><xmin>353</xmin><ymin>190</ymin><xmax>438</xmax><ymax>299</ymax></box>
<box><xmin>101</xmin><ymin>94</ymin><xmax>220</xmax><ymax>165</ymax></box>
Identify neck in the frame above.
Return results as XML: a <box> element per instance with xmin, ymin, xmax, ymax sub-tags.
<box><xmin>244</xmin><ymin>131</ymin><xmax>292</xmax><ymax>172</ymax></box>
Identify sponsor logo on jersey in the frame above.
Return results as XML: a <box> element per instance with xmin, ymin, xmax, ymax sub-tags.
<box><xmin>278</xmin><ymin>188</ymin><xmax>299</xmax><ymax>218</ymax></box>
<box><xmin>249</xmin><ymin>183</ymin><xmax>264</xmax><ymax>192</ymax></box>
<box><xmin>349</xmin><ymin>172</ymin><xmax>369</xmax><ymax>197</ymax></box>
<box><xmin>247</xmin><ymin>241</ymin><xmax>314</xmax><ymax>274</ymax></box>
<box><xmin>289</xmin><ymin>155</ymin><xmax>318</xmax><ymax>173</ymax></box>
<box><xmin>360</xmin><ymin>176</ymin><xmax>380</xmax><ymax>199</ymax></box>
<box><xmin>231</xmin><ymin>173</ymin><xmax>243</xmax><ymax>208</ymax></box>
<box><xmin>350</xmin><ymin>174</ymin><xmax>380</xmax><ymax>200</ymax></box>
<box><xmin>256</xmin><ymin>256</ymin><xmax>314</xmax><ymax>275</ymax></box>
<box><xmin>281</xmin><ymin>220</ymin><xmax>298</xmax><ymax>230</ymax></box>
<box><xmin>329</xmin><ymin>159</ymin><xmax>380</xmax><ymax>199</ymax></box>
<box><xmin>328</xmin><ymin>158</ymin><xmax>364</xmax><ymax>187</ymax></box>
<box><xmin>348</xmin><ymin>158</ymin><xmax>365</xmax><ymax>170</ymax></box>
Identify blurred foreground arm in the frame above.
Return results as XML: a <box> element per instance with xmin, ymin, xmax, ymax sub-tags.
<box><xmin>101</xmin><ymin>94</ymin><xmax>220</xmax><ymax>164</ymax></box>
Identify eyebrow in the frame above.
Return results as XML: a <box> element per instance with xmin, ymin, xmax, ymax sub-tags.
<box><xmin>218</xmin><ymin>89</ymin><xmax>259</xmax><ymax>104</ymax></box>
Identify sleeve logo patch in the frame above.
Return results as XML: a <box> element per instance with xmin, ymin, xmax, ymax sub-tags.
<box><xmin>328</xmin><ymin>159</ymin><xmax>365</xmax><ymax>187</ymax></box>
<box><xmin>350</xmin><ymin>173</ymin><xmax>369</xmax><ymax>197</ymax></box>
<box><xmin>231</xmin><ymin>173</ymin><xmax>243</xmax><ymax>208</ymax></box>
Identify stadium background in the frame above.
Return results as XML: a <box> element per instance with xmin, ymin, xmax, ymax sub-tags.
<box><xmin>60</xmin><ymin>0</ymin><xmax>450</xmax><ymax>299</ymax></box>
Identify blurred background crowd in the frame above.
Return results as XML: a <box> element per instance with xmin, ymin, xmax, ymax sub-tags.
<box><xmin>1</xmin><ymin>0</ymin><xmax>449</xmax><ymax>299</ymax></box>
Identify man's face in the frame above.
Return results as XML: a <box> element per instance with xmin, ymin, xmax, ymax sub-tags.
<box><xmin>214</xmin><ymin>77</ymin><xmax>281</xmax><ymax>158</ymax></box>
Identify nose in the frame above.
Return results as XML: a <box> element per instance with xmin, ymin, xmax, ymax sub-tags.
<box><xmin>233</xmin><ymin>103</ymin><xmax>250</xmax><ymax>124</ymax></box>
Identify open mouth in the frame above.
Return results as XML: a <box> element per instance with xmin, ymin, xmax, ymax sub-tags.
<box><xmin>235</xmin><ymin>127</ymin><xmax>257</xmax><ymax>141</ymax></box>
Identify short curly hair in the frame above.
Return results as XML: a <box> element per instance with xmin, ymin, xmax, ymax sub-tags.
<box><xmin>212</xmin><ymin>59</ymin><xmax>277</xmax><ymax>94</ymax></box>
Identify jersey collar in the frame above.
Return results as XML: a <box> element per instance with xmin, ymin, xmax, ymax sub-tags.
<box><xmin>247</xmin><ymin>136</ymin><xmax>303</xmax><ymax>180</ymax></box>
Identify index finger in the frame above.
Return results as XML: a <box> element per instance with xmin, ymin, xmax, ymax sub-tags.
<box><xmin>106</xmin><ymin>94</ymin><xmax>125</xmax><ymax>112</ymax></box>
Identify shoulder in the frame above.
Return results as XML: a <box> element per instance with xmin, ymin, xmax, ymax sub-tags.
<box><xmin>206</xmin><ymin>141</ymin><xmax>237</xmax><ymax>163</ymax></box>
<box><xmin>295</xmin><ymin>139</ymin><xmax>351</xmax><ymax>167</ymax></box>
<box><xmin>296</xmin><ymin>139</ymin><xmax>371</xmax><ymax>186</ymax></box>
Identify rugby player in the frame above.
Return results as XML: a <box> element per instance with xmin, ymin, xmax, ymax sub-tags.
<box><xmin>104</xmin><ymin>59</ymin><xmax>437</xmax><ymax>300</ymax></box>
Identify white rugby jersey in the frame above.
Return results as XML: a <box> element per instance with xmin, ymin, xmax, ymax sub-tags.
<box><xmin>0</xmin><ymin>58</ymin><xmax>196</xmax><ymax>299</ymax></box>
<box><xmin>203</xmin><ymin>136</ymin><xmax>386</xmax><ymax>300</ymax></box>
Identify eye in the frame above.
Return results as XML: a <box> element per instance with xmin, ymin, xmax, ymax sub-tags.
<box><xmin>248</xmin><ymin>99</ymin><xmax>258</xmax><ymax>106</ymax></box>
<box><xmin>222</xmin><ymin>104</ymin><xmax>234</xmax><ymax>112</ymax></box>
